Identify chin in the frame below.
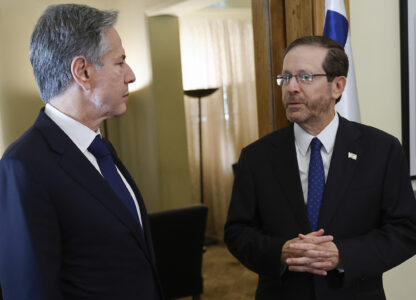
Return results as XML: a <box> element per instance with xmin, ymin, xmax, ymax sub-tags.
<box><xmin>109</xmin><ymin>105</ymin><xmax>127</xmax><ymax>118</ymax></box>
<box><xmin>286</xmin><ymin>111</ymin><xmax>306</xmax><ymax>123</ymax></box>
<box><xmin>119</xmin><ymin>102</ymin><xmax>128</xmax><ymax>112</ymax></box>
<box><xmin>115</xmin><ymin>109</ymin><xmax>127</xmax><ymax>117</ymax></box>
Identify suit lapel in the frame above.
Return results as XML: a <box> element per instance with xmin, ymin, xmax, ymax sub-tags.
<box><xmin>104</xmin><ymin>140</ymin><xmax>161</xmax><ymax>278</ymax></box>
<box><xmin>34</xmin><ymin>110</ymin><xmax>150</xmax><ymax>256</ymax></box>
<box><xmin>107</xmin><ymin>142</ymin><xmax>156</xmax><ymax>261</ymax></box>
<box><xmin>269</xmin><ymin>125</ymin><xmax>310</xmax><ymax>232</ymax></box>
<box><xmin>318</xmin><ymin>116</ymin><xmax>361</xmax><ymax>229</ymax></box>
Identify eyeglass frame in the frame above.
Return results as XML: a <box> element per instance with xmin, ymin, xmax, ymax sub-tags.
<box><xmin>276</xmin><ymin>73</ymin><xmax>329</xmax><ymax>86</ymax></box>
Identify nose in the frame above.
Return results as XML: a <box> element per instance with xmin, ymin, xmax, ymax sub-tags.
<box><xmin>125</xmin><ymin>63</ymin><xmax>136</xmax><ymax>84</ymax></box>
<box><xmin>284</xmin><ymin>76</ymin><xmax>300</xmax><ymax>93</ymax></box>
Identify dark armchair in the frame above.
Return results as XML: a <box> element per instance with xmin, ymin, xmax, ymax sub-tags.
<box><xmin>149</xmin><ymin>205</ymin><xmax>208</xmax><ymax>300</ymax></box>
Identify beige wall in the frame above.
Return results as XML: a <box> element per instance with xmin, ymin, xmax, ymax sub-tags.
<box><xmin>350</xmin><ymin>1</ymin><xmax>416</xmax><ymax>298</ymax></box>
<box><xmin>0</xmin><ymin>1</ymin><xmax>44</xmax><ymax>149</ymax></box>
<box><xmin>148</xmin><ymin>15</ymin><xmax>193</xmax><ymax>209</ymax></box>
<box><xmin>350</xmin><ymin>0</ymin><xmax>402</xmax><ymax>141</ymax></box>
<box><xmin>0</xmin><ymin>0</ymin><xmax>193</xmax><ymax>212</ymax></box>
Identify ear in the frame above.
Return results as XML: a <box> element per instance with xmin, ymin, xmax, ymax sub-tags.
<box><xmin>71</xmin><ymin>56</ymin><xmax>94</xmax><ymax>91</ymax></box>
<box><xmin>331</xmin><ymin>76</ymin><xmax>347</xmax><ymax>100</ymax></box>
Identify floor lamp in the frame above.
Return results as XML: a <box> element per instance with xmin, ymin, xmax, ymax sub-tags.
<box><xmin>184</xmin><ymin>88</ymin><xmax>219</xmax><ymax>245</ymax></box>
<box><xmin>184</xmin><ymin>88</ymin><xmax>219</xmax><ymax>204</ymax></box>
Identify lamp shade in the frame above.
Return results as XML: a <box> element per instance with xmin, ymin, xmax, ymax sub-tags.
<box><xmin>184</xmin><ymin>88</ymin><xmax>218</xmax><ymax>98</ymax></box>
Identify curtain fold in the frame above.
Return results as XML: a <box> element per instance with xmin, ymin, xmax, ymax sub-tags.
<box><xmin>180</xmin><ymin>14</ymin><xmax>258</xmax><ymax>239</ymax></box>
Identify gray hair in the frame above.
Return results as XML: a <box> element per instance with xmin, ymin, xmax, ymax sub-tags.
<box><xmin>30</xmin><ymin>4</ymin><xmax>118</xmax><ymax>103</ymax></box>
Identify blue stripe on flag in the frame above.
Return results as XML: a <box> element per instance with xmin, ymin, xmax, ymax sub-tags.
<box><xmin>323</xmin><ymin>10</ymin><xmax>348</xmax><ymax>46</ymax></box>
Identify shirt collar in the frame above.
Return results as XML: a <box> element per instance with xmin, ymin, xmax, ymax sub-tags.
<box><xmin>294</xmin><ymin>113</ymin><xmax>339</xmax><ymax>156</ymax></box>
<box><xmin>45</xmin><ymin>103</ymin><xmax>100</xmax><ymax>153</ymax></box>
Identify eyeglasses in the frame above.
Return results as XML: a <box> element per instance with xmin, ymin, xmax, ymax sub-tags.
<box><xmin>276</xmin><ymin>73</ymin><xmax>328</xmax><ymax>86</ymax></box>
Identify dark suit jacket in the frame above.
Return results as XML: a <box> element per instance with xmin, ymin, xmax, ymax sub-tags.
<box><xmin>225</xmin><ymin>116</ymin><xmax>416</xmax><ymax>300</ymax></box>
<box><xmin>0</xmin><ymin>109</ymin><xmax>163</xmax><ymax>300</ymax></box>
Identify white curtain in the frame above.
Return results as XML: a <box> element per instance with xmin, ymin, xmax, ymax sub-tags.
<box><xmin>179</xmin><ymin>13</ymin><xmax>258</xmax><ymax>239</ymax></box>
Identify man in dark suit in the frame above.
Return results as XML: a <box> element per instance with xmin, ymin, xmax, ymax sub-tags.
<box><xmin>224</xmin><ymin>36</ymin><xmax>416</xmax><ymax>299</ymax></box>
<box><xmin>0</xmin><ymin>4</ymin><xmax>162</xmax><ymax>300</ymax></box>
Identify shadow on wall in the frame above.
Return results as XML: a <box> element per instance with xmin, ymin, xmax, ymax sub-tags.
<box><xmin>0</xmin><ymin>90</ymin><xmax>43</xmax><ymax>150</ymax></box>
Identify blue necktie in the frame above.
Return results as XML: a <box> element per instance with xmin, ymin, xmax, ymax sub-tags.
<box><xmin>88</xmin><ymin>135</ymin><xmax>141</xmax><ymax>225</ymax></box>
<box><xmin>307</xmin><ymin>137</ymin><xmax>325</xmax><ymax>231</ymax></box>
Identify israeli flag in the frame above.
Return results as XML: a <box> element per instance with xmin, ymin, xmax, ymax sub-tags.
<box><xmin>323</xmin><ymin>0</ymin><xmax>361</xmax><ymax>123</ymax></box>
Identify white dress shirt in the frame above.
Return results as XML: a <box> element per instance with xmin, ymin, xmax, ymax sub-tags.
<box><xmin>45</xmin><ymin>103</ymin><xmax>143</xmax><ymax>226</ymax></box>
<box><xmin>294</xmin><ymin>113</ymin><xmax>339</xmax><ymax>204</ymax></box>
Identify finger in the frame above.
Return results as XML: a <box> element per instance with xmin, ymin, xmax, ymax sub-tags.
<box><xmin>289</xmin><ymin>247</ymin><xmax>332</xmax><ymax>259</ymax></box>
<box><xmin>299</xmin><ymin>232</ymin><xmax>332</xmax><ymax>239</ymax></box>
<box><xmin>313</xmin><ymin>242</ymin><xmax>339</xmax><ymax>257</ymax></box>
<box><xmin>301</xmin><ymin>229</ymin><xmax>325</xmax><ymax>237</ymax></box>
<box><xmin>288</xmin><ymin>265</ymin><xmax>327</xmax><ymax>276</ymax></box>
<box><xmin>289</xmin><ymin>243</ymin><xmax>318</xmax><ymax>251</ymax></box>
<box><xmin>309</xmin><ymin>260</ymin><xmax>334</xmax><ymax>270</ymax></box>
<box><xmin>286</xmin><ymin>256</ymin><xmax>327</xmax><ymax>266</ymax></box>
<box><xmin>281</xmin><ymin>248</ymin><xmax>308</xmax><ymax>264</ymax></box>
<box><xmin>298</xmin><ymin>235</ymin><xmax>334</xmax><ymax>244</ymax></box>
<box><xmin>282</xmin><ymin>251</ymin><xmax>305</xmax><ymax>263</ymax></box>
<box><xmin>312</xmin><ymin>229</ymin><xmax>325</xmax><ymax>235</ymax></box>
<box><xmin>290</xmin><ymin>242</ymin><xmax>332</xmax><ymax>253</ymax></box>
<box><xmin>286</xmin><ymin>256</ymin><xmax>312</xmax><ymax>265</ymax></box>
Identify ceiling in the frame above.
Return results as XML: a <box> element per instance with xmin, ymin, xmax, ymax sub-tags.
<box><xmin>146</xmin><ymin>0</ymin><xmax>251</xmax><ymax>17</ymax></box>
<box><xmin>207</xmin><ymin>0</ymin><xmax>251</xmax><ymax>9</ymax></box>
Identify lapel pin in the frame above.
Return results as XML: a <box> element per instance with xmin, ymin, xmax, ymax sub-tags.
<box><xmin>348</xmin><ymin>152</ymin><xmax>357</xmax><ymax>160</ymax></box>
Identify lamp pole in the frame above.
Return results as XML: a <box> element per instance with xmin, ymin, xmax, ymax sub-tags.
<box><xmin>184</xmin><ymin>88</ymin><xmax>219</xmax><ymax>205</ymax></box>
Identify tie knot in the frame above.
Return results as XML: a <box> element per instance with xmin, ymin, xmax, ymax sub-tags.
<box><xmin>310</xmin><ymin>137</ymin><xmax>322</xmax><ymax>152</ymax></box>
<box><xmin>88</xmin><ymin>135</ymin><xmax>110</xmax><ymax>158</ymax></box>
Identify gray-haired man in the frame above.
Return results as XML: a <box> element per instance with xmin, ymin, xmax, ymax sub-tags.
<box><xmin>0</xmin><ymin>4</ymin><xmax>162</xmax><ymax>299</ymax></box>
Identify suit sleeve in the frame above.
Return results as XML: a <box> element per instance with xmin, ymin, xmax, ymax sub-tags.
<box><xmin>0</xmin><ymin>158</ymin><xmax>63</xmax><ymax>300</ymax></box>
<box><xmin>336</xmin><ymin>138</ymin><xmax>416</xmax><ymax>286</ymax></box>
<box><xmin>224</xmin><ymin>148</ymin><xmax>286</xmax><ymax>279</ymax></box>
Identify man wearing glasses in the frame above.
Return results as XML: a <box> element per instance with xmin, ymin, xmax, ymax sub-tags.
<box><xmin>225</xmin><ymin>36</ymin><xmax>416</xmax><ymax>299</ymax></box>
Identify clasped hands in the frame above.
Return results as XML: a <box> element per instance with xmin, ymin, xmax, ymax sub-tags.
<box><xmin>281</xmin><ymin>229</ymin><xmax>340</xmax><ymax>276</ymax></box>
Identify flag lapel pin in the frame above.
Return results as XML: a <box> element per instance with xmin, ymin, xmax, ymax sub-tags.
<box><xmin>348</xmin><ymin>152</ymin><xmax>357</xmax><ymax>160</ymax></box>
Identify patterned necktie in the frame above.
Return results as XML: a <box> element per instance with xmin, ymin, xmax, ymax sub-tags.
<box><xmin>88</xmin><ymin>135</ymin><xmax>141</xmax><ymax>225</ymax></box>
<box><xmin>307</xmin><ymin>137</ymin><xmax>325</xmax><ymax>231</ymax></box>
